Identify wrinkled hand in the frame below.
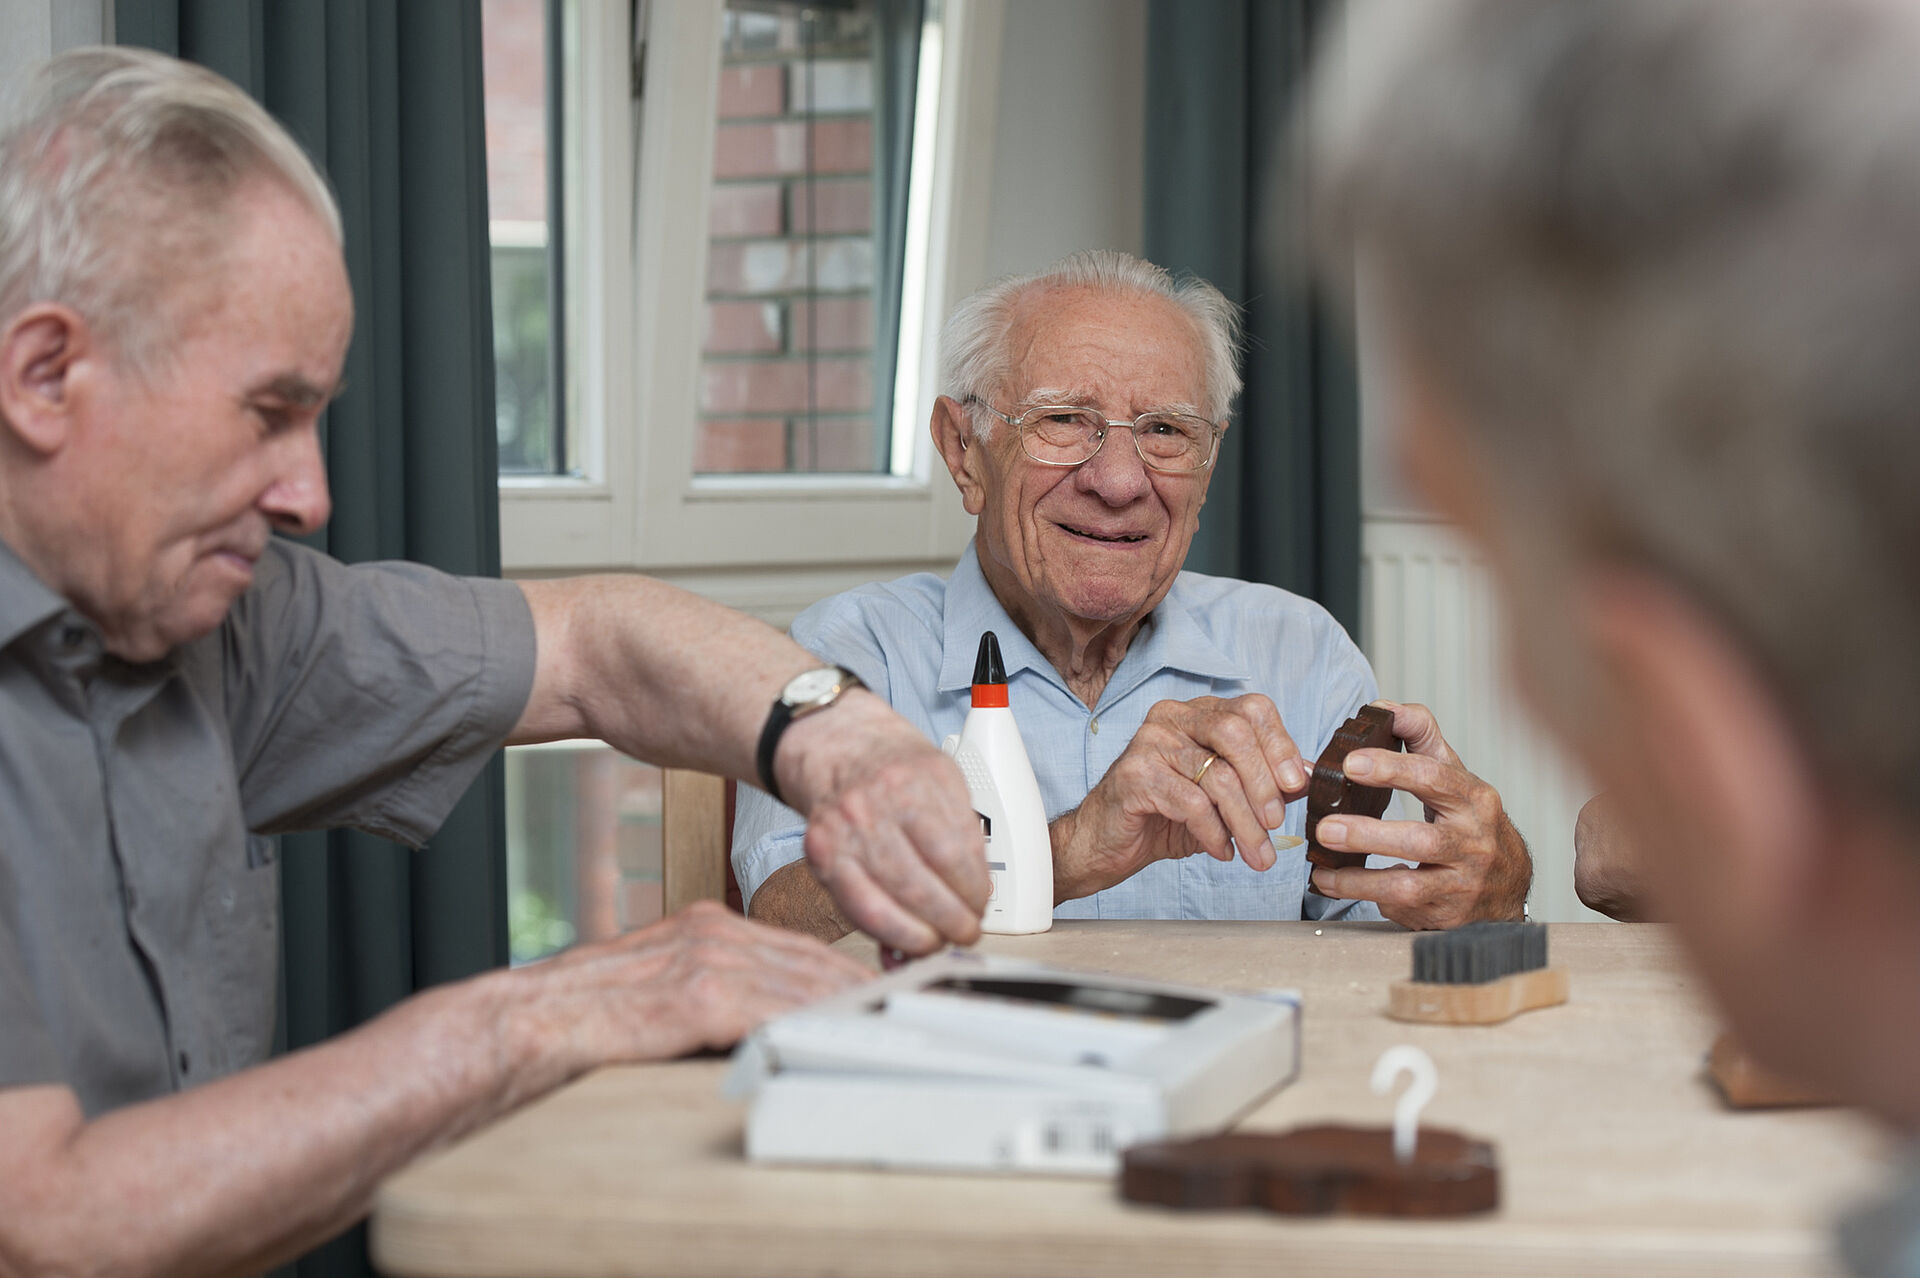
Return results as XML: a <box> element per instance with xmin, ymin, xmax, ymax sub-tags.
<box><xmin>1307</xmin><ymin>700</ymin><xmax>1531</xmax><ymax>929</ymax></box>
<box><xmin>516</xmin><ymin>901</ymin><xmax>871</xmax><ymax>1072</ymax></box>
<box><xmin>1053</xmin><ymin>694</ymin><xmax>1309</xmax><ymax>902</ymax></box>
<box><xmin>780</xmin><ymin>690</ymin><xmax>989</xmax><ymax>955</ymax></box>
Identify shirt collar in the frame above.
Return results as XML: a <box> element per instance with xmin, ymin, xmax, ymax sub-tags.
<box><xmin>0</xmin><ymin>534</ymin><xmax>72</xmax><ymax>653</ymax></box>
<box><xmin>939</xmin><ymin>541</ymin><xmax>1248</xmax><ymax>705</ymax></box>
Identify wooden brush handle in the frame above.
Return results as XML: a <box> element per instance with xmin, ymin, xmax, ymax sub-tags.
<box><xmin>1387</xmin><ymin>967</ymin><xmax>1569</xmax><ymax>1025</ymax></box>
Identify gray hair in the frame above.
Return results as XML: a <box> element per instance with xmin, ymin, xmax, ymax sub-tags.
<box><xmin>1312</xmin><ymin>0</ymin><xmax>1920</xmax><ymax>814</ymax></box>
<box><xmin>938</xmin><ymin>249</ymin><xmax>1244</xmax><ymax>435</ymax></box>
<box><xmin>0</xmin><ymin>46</ymin><xmax>342</xmax><ymax>374</ymax></box>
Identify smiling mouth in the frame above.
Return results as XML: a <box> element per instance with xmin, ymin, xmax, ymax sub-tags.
<box><xmin>1060</xmin><ymin>523</ymin><xmax>1148</xmax><ymax>544</ymax></box>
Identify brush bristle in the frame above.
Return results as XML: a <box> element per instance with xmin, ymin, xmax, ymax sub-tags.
<box><xmin>1410</xmin><ymin>921</ymin><xmax>1548</xmax><ymax>984</ymax></box>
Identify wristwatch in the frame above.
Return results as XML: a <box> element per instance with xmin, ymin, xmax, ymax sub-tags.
<box><xmin>755</xmin><ymin>665</ymin><xmax>866</xmax><ymax>807</ymax></box>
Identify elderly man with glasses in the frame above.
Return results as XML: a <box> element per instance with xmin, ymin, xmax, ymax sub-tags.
<box><xmin>735</xmin><ymin>250</ymin><xmax>1531</xmax><ymax>935</ymax></box>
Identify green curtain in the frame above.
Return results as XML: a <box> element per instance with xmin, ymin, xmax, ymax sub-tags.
<box><xmin>114</xmin><ymin>4</ymin><xmax>506</xmax><ymax>1275</ymax></box>
<box><xmin>1144</xmin><ymin>0</ymin><xmax>1361</xmax><ymax>636</ymax></box>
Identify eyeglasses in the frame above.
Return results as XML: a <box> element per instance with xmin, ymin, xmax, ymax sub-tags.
<box><xmin>964</xmin><ymin>398</ymin><xmax>1222</xmax><ymax>473</ymax></box>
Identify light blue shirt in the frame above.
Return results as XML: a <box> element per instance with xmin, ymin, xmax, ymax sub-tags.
<box><xmin>733</xmin><ymin>542</ymin><xmax>1383</xmax><ymax>921</ymax></box>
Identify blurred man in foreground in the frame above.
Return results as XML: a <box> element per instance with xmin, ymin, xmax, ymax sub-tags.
<box><xmin>0</xmin><ymin>47</ymin><xmax>984</xmax><ymax>1274</ymax></box>
<box><xmin>1313</xmin><ymin>1</ymin><xmax>1920</xmax><ymax>1269</ymax></box>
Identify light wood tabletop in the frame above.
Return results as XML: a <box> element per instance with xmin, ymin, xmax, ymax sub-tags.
<box><xmin>371</xmin><ymin>922</ymin><xmax>1891</xmax><ymax>1277</ymax></box>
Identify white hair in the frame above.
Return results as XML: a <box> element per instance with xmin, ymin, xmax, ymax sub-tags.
<box><xmin>1313</xmin><ymin>0</ymin><xmax>1920</xmax><ymax>814</ymax></box>
<box><xmin>0</xmin><ymin>46</ymin><xmax>342</xmax><ymax>374</ymax></box>
<box><xmin>937</xmin><ymin>249</ymin><xmax>1244</xmax><ymax>437</ymax></box>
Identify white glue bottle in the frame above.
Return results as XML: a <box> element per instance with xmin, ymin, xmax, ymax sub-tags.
<box><xmin>943</xmin><ymin>631</ymin><xmax>1053</xmax><ymax>934</ymax></box>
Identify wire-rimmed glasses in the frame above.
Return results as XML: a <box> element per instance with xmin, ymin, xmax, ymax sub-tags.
<box><xmin>964</xmin><ymin>398</ymin><xmax>1222</xmax><ymax>473</ymax></box>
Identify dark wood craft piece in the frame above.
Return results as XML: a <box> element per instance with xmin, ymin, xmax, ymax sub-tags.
<box><xmin>1121</xmin><ymin>1125</ymin><xmax>1499</xmax><ymax>1218</ymax></box>
<box><xmin>1121</xmin><ymin>1128</ymin><xmax>1497</xmax><ymax>1212</ymax></box>
<box><xmin>1305</xmin><ymin>705</ymin><xmax>1404</xmax><ymax>870</ymax></box>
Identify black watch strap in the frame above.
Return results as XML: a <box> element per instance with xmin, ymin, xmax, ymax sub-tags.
<box><xmin>755</xmin><ymin>667</ymin><xmax>864</xmax><ymax>808</ymax></box>
<box><xmin>755</xmin><ymin>699</ymin><xmax>799</xmax><ymax>807</ymax></box>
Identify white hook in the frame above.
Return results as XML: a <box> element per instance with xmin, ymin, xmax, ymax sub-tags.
<box><xmin>1370</xmin><ymin>1044</ymin><xmax>1438</xmax><ymax>1164</ymax></box>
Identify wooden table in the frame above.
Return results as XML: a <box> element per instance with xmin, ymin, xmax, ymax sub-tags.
<box><xmin>371</xmin><ymin>922</ymin><xmax>1891</xmax><ymax>1277</ymax></box>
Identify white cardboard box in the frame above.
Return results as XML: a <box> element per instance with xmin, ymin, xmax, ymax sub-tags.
<box><xmin>723</xmin><ymin>951</ymin><xmax>1301</xmax><ymax>1176</ymax></box>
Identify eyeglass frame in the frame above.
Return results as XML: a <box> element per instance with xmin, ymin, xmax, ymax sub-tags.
<box><xmin>960</xmin><ymin>396</ymin><xmax>1224</xmax><ymax>474</ymax></box>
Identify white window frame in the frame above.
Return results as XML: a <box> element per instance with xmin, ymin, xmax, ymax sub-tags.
<box><xmin>501</xmin><ymin>0</ymin><xmax>1006</xmax><ymax>617</ymax></box>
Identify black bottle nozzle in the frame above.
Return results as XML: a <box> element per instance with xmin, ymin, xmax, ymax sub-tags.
<box><xmin>972</xmin><ymin>631</ymin><xmax>1006</xmax><ymax>686</ymax></box>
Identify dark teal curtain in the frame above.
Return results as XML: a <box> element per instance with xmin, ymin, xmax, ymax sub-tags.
<box><xmin>1144</xmin><ymin>0</ymin><xmax>1361</xmax><ymax>636</ymax></box>
<box><xmin>114</xmin><ymin>4</ymin><xmax>506</xmax><ymax>1275</ymax></box>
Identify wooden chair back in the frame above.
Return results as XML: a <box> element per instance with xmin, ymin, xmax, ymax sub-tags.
<box><xmin>660</xmin><ymin>769</ymin><xmax>741</xmax><ymax>913</ymax></box>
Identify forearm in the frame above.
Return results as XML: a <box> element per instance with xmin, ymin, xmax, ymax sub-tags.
<box><xmin>748</xmin><ymin>859</ymin><xmax>857</xmax><ymax>944</ymax></box>
<box><xmin>512</xmin><ymin>576</ymin><xmax>817</xmax><ymax>782</ymax></box>
<box><xmin>0</xmin><ymin>968</ymin><xmax>565</xmax><ymax>1278</ymax></box>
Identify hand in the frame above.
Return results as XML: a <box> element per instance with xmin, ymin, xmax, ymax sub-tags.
<box><xmin>1574</xmin><ymin>792</ymin><xmax>1658</xmax><ymax>921</ymax></box>
<box><xmin>513</xmin><ymin>901</ymin><xmax>872</xmax><ymax>1075</ymax></box>
<box><xmin>1052</xmin><ymin>694</ymin><xmax>1309</xmax><ymax>902</ymax></box>
<box><xmin>779</xmin><ymin>690</ymin><xmax>990</xmax><ymax>955</ymax></box>
<box><xmin>1307</xmin><ymin>700</ymin><xmax>1532</xmax><ymax>929</ymax></box>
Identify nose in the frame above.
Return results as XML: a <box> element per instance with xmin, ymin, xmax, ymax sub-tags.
<box><xmin>1073</xmin><ymin>423</ymin><xmax>1153</xmax><ymax>505</ymax></box>
<box><xmin>260</xmin><ymin>424</ymin><xmax>332</xmax><ymax>535</ymax></box>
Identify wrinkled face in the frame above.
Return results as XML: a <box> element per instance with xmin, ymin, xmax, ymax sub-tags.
<box><xmin>963</xmin><ymin>286</ymin><xmax>1215</xmax><ymax>638</ymax></box>
<box><xmin>66</xmin><ymin>180</ymin><xmax>348</xmax><ymax>661</ymax></box>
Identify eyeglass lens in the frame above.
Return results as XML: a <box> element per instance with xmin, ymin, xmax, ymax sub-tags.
<box><xmin>1022</xmin><ymin>407</ymin><xmax>1213</xmax><ymax>470</ymax></box>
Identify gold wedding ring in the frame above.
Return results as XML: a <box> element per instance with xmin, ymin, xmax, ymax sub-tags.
<box><xmin>1191</xmin><ymin>753</ymin><xmax>1217</xmax><ymax>786</ymax></box>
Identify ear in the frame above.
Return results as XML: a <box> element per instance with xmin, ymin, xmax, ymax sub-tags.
<box><xmin>931</xmin><ymin>395</ymin><xmax>988</xmax><ymax>517</ymax></box>
<box><xmin>1574</xmin><ymin>566</ymin><xmax>1822</xmax><ymax>931</ymax></box>
<box><xmin>0</xmin><ymin>303</ymin><xmax>91</xmax><ymax>457</ymax></box>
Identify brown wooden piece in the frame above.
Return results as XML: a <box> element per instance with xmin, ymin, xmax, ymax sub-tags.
<box><xmin>1387</xmin><ymin>968</ymin><xmax>1570</xmax><ymax>1025</ymax></box>
<box><xmin>1707</xmin><ymin>1032</ymin><xmax>1839</xmax><ymax>1109</ymax></box>
<box><xmin>1122</xmin><ymin>1125</ymin><xmax>1499</xmax><ymax>1218</ymax></box>
<box><xmin>1305</xmin><ymin>705</ymin><xmax>1404</xmax><ymax>870</ymax></box>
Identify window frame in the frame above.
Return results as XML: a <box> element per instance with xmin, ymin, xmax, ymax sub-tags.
<box><xmin>500</xmin><ymin>0</ymin><xmax>1006</xmax><ymax>600</ymax></box>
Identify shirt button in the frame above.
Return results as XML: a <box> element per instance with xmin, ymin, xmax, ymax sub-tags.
<box><xmin>60</xmin><ymin>626</ymin><xmax>85</xmax><ymax>650</ymax></box>
<box><xmin>178</xmin><ymin>1050</ymin><xmax>191</xmax><ymax>1076</ymax></box>
<box><xmin>1089</xmin><ymin>717</ymin><xmax>1100</xmax><ymax>734</ymax></box>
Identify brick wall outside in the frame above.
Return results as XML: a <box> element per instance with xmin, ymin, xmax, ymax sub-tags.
<box><xmin>697</xmin><ymin>6</ymin><xmax>883</xmax><ymax>474</ymax></box>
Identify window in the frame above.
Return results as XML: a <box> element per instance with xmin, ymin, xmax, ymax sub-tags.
<box><xmin>494</xmin><ymin>0</ymin><xmax>998</xmax><ymax>578</ymax></box>
<box><xmin>482</xmin><ymin>0</ymin><xmax>1004</xmax><ymax>958</ymax></box>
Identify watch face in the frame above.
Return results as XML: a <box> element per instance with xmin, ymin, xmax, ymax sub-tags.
<box><xmin>784</xmin><ymin>667</ymin><xmax>844</xmax><ymax>706</ymax></box>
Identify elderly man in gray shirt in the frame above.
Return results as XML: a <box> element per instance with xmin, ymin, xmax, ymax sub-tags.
<box><xmin>0</xmin><ymin>48</ymin><xmax>987</xmax><ymax>1275</ymax></box>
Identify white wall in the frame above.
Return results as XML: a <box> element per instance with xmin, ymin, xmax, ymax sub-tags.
<box><xmin>0</xmin><ymin>0</ymin><xmax>107</xmax><ymax>88</ymax></box>
<box><xmin>981</xmin><ymin>0</ymin><xmax>1146</xmax><ymax>278</ymax></box>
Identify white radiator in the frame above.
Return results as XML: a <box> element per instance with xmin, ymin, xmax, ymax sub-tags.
<box><xmin>1358</xmin><ymin>518</ymin><xmax>1606</xmax><ymax>923</ymax></box>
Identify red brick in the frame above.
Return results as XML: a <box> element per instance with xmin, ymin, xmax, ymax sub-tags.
<box><xmin>707</xmin><ymin>237</ymin><xmax>875</xmax><ymax>296</ymax></box>
<box><xmin>713</xmin><ymin>118</ymin><xmax>873</xmax><ymax>179</ymax></box>
<box><xmin>704</xmin><ymin>301</ymin><xmax>783</xmax><ymax>354</ymax></box>
<box><xmin>481</xmin><ymin>0</ymin><xmax>549</xmax><ymax>224</ymax></box>
<box><xmin>788</xmin><ymin>178</ymin><xmax>872</xmax><ymax>235</ymax></box>
<box><xmin>791</xmin><ymin>296</ymin><xmax>873</xmax><ymax>352</ymax></box>
<box><xmin>717</xmin><ymin>64</ymin><xmax>785</xmax><ymax>118</ymax></box>
<box><xmin>695</xmin><ymin>419</ymin><xmax>789</xmax><ymax>472</ymax></box>
<box><xmin>701</xmin><ymin>358</ymin><xmax>871</xmax><ymax>415</ymax></box>
<box><xmin>707</xmin><ymin>240</ymin><xmax>797</xmax><ymax>295</ymax></box>
<box><xmin>709</xmin><ymin>183</ymin><xmax>784</xmax><ymax>238</ymax></box>
<box><xmin>794</xmin><ymin>416</ymin><xmax>878</xmax><ymax>472</ymax></box>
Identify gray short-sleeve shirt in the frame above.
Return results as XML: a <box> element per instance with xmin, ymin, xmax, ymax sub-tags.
<box><xmin>0</xmin><ymin>537</ymin><xmax>536</xmax><ymax>1116</ymax></box>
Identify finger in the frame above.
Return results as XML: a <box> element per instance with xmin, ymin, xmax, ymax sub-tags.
<box><xmin>815</xmin><ymin>778</ymin><xmax>986</xmax><ymax>947</ymax></box>
<box><xmin>1309</xmin><ymin>863</ymin><xmax>1439</xmax><ymax>910</ymax></box>
<box><xmin>1238</xmin><ymin>695</ymin><xmax>1308</xmax><ymax>804</ymax></box>
<box><xmin>1162</xmin><ymin>771</ymin><xmax>1236</xmax><ymax>862</ymax></box>
<box><xmin>1194</xmin><ymin>757</ymin><xmax>1279</xmax><ymax>872</ymax></box>
<box><xmin>803</xmin><ymin>815</ymin><xmax>947</xmax><ymax>954</ymax></box>
<box><xmin>1312</xmin><ymin>812</ymin><xmax>1446</xmax><ymax>865</ymax></box>
<box><xmin>1373</xmin><ymin>699</ymin><xmax>1463</xmax><ymax>769</ymax></box>
<box><xmin>1167</xmin><ymin>697</ymin><xmax>1300</xmax><ymax>828</ymax></box>
<box><xmin>1342</xmin><ymin>745</ymin><xmax>1479</xmax><ymax>815</ymax></box>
